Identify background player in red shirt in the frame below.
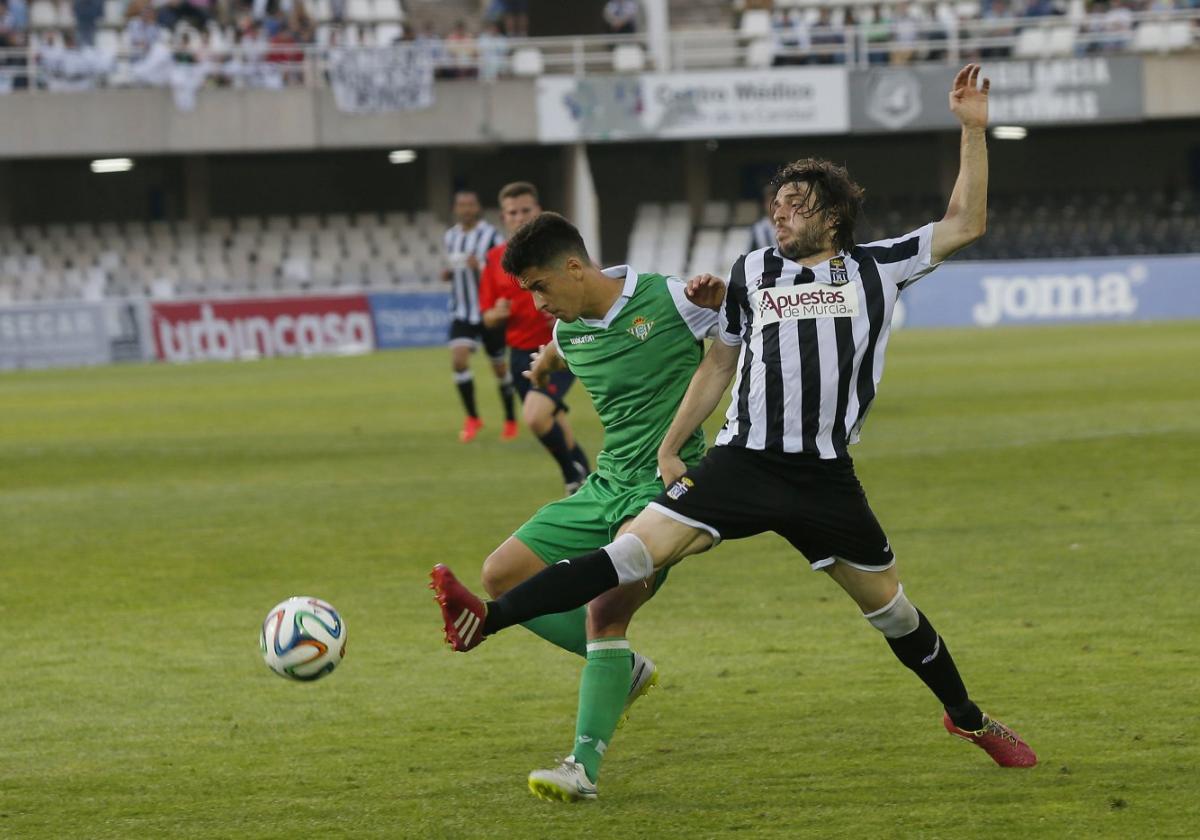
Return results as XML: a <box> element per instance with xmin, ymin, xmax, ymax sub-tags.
<box><xmin>480</xmin><ymin>181</ymin><xmax>589</xmax><ymax>493</ymax></box>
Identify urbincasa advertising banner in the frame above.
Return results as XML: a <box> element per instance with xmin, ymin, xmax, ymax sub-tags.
<box><xmin>151</xmin><ymin>295</ymin><xmax>375</xmax><ymax>362</ymax></box>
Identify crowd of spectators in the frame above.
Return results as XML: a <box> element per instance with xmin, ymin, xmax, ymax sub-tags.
<box><xmin>767</xmin><ymin>0</ymin><xmax>1200</xmax><ymax>66</ymax></box>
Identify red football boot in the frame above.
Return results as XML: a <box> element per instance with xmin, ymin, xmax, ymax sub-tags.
<box><xmin>458</xmin><ymin>416</ymin><xmax>484</xmax><ymax>443</ymax></box>
<box><xmin>500</xmin><ymin>419</ymin><xmax>519</xmax><ymax>441</ymax></box>
<box><xmin>429</xmin><ymin>564</ymin><xmax>488</xmax><ymax>652</ymax></box>
<box><xmin>943</xmin><ymin>712</ymin><xmax>1037</xmax><ymax>768</ymax></box>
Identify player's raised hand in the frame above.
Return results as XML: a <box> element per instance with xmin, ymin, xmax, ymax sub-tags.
<box><xmin>685</xmin><ymin>273</ymin><xmax>727</xmax><ymax>311</ymax></box>
<box><xmin>949</xmin><ymin>63</ymin><xmax>989</xmax><ymax>129</ymax></box>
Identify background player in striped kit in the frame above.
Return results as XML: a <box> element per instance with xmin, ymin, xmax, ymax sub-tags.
<box><xmin>442</xmin><ymin>189</ymin><xmax>515</xmax><ymax>443</ymax></box>
<box><xmin>479</xmin><ymin>181</ymin><xmax>590</xmax><ymax>493</ymax></box>
<box><xmin>749</xmin><ymin>181</ymin><xmax>779</xmax><ymax>252</ymax></box>
<box><xmin>432</xmin><ymin>64</ymin><xmax>1038</xmax><ymax>775</ymax></box>
<box><xmin>436</xmin><ymin>212</ymin><xmax>728</xmax><ymax>802</ymax></box>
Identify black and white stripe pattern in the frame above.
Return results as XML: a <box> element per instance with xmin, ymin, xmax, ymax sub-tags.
<box><xmin>453</xmin><ymin>607</ymin><xmax>482</xmax><ymax>647</ymax></box>
<box><xmin>715</xmin><ymin>225</ymin><xmax>938</xmax><ymax>458</ymax></box>
<box><xmin>749</xmin><ymin>217</ymin><xmax>778</xmax><ymax>251</ymax></box>
<box><xmin>444</xmin><ymin>221</ymin><xmax>503</xmax><ymax>324</ymax></box>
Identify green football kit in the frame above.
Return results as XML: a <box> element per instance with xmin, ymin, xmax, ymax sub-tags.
<box><xmin>511</xmin><ymin>265</ymin><xmax>717</xmax><ymax>784</ymax></box>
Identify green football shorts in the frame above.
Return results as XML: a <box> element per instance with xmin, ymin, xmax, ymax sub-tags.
<box><xmin>514</xmin><ymin>472</ymin><xmax>670</xmax><ymax>590</ymax></box>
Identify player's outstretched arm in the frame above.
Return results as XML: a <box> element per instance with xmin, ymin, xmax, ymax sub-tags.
<box><xmin>657</xmin><ymin>339</ymin><xmax>741</xmax><ymax>486</ymax></box>
<box><xmin>932</xmin><ymin>63</ymin><xmax>990</xmax><ymax>264</ymax></box>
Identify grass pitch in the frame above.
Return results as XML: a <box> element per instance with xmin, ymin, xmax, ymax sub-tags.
<box><xmin>1</xmin><ymin>321</ymin><xmax>1198</xmax><ymax>839</ymax></box>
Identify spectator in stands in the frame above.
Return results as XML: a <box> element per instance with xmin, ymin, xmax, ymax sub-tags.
<box><xmin>748</xmin><ymin>182</ymin><xmax>778</xmax><ymax>251</ymax></box>
<box><xmin>1099</xmin><ymin>0</ymin><xmax>1136</xmax><ymax>51</ymax></box>
<box><xmin>125</xmin><ymin>3</ymin><xmax>162</xmax><ymax>58</ymax></box>
<box><xmin>866</xmin><ymin>4</ymin><xmax>893</xmax><ymax>65</ymax></box>
<box><xmin>477</xmin><ymin>20</ymin><xmax>508</xmax><ymax>80</ymax></box>
<box><xmin>445</xmin><ymin>19</ymin><xmax>476</xmax><ymax>78</ymax></box>
<box><xmin>0</xmin><ymin>0</ymin><xmax>30</xmax><ymax>91</ymax></box>
<box><xmin>602</xmin><ymin>0</ymin><xmax>638</xmax><ymax>35</ymax></box>
<box><xmin>73</xmin><ymin>0</ymin><xmax>104</xmax><ymax>47</ymax></box>
<box><xmin>811</xmin><ymin>7</ymin><xmax>847</xmax><ymax>64</ymax></box>
<box><xmin>416</xmin><ymin>20</ymin><xmax>449</xmax><ymax>75</ymax></box>
<box><xmin>329</xmin><ymin>0</ymin><xmax>344</xmax><ymax>24</ymax></box>
<box><xmin>500</xmin><ymin>0</ymin><xmax>528</xmax><ymax>37</ymax></box>
<box><xmin>772</xmin><ymin>9</ymin><xmax>812</xmax><ymax>66</ymax></box>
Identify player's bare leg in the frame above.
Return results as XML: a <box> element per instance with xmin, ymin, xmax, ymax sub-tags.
<box><xmin>824</xmin><ymin>561</ymin><xmax>1036</xmax><ymax>768</ymax></box>
<box><xmin>450</xmin><ymin>341</ymin><xmax>482</xmax><ymax>442</ymax></box>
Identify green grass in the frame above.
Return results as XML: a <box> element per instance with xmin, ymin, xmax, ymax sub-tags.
<box><xmin>1</xmin><ymin>321</ymin><xmax>1198</xmax><ymax>839</ymax></box>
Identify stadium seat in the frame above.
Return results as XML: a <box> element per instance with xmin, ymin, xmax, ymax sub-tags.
<box><xmin>511</xmin><ymin>47</ymin><xmax>545</xmax><ymax>77</ymax></box>
<box><xmin>739</xmin><ymin>9</ymin><xmax>771</xmax><ymax>37</ymax></box>
<box><xmin>612</xmin><ymin>44</ymin><xmax>646</xmax><ymax>73</ymax></box>
<box><xmin>310</xmin><ymin>0</ymin><xmax>333</xmax><ymax>23</ymax></box>
<box><xmin>1013</xmin><ymin>26</ymin><xmax>1048</xmax><ymax>58</ymax></box>
<box><xmin>746</xmin><ymin>37</ymin><xmax>775</xmax><ymax>68</ymax></box>
<box><xmin>1132</xmin><ymin>22</ymin><xmax>1168</xmax><ymax>52</ymax></box>
<box><xmin>29</xmin><ymin>2</ymin><xmax>58</xmax><ymax>28</ymax></box>
<box><xmin>103</xmin><ymin>0</ymin><xmax>124</xmax><ymax>26</ymax></box>
<box><xmin>373</xmin><ymin>0</ymin><xmax>404</xmax><ymax>21</ymax></box>
<box><xmin>375</xmin><ymin>23</ymin><xmax>403</xmax><ymax>46</ymax></box>
<box><xmin>346</xmin><ymin>0</ymin><xmax>373</xmax><ymax>21</ymax></box>
<box><xmin>1166</xmin><ymin>21</ymin><xmax>1193</xmax><ymax>50</ymax></box>
<box><xmin>1044</xmin><ymin>25</ymin><xmax>1077</xmax><ymax>56</ymax></box>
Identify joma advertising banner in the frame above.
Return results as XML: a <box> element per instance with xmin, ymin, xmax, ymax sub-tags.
<box><xmin>898</xmin><ymin>254</ymin><xmax>1200</xmax><ymax>328</ymax></box>
<box><xmin>850</xmin><ymin>56</ymin><xmax>1143</xmax><ymax>133</ymax></box>
<box><xmin>151</xmin><ymin>295</ymin><xmax>375</xmax><ymax>362</ymax></box>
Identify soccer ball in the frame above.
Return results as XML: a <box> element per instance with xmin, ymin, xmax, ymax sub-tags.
<box><xmin>260</xmin><ymin>596</ymin><xmax>347</xmax><ymax>681</ymax></box>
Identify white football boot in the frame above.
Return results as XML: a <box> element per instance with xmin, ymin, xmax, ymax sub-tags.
<box><xmin>528</xmin><ymin>756</ymin><xmax>598</xmax><ymax>802</ymax></box>
<box><xmin>620</xmin><ymin>652</ymin><xmax>659</xmax><ymax>727</ymax></box>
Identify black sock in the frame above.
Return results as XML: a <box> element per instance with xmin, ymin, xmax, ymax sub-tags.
<box><xmin>455</xmin><ymin>374</ymin><xmax>477</xmax><ymax>418</ymax></box>
<box><xmin>499</xmin><ymin>378</ymin><xmax>516</xmax><ymax>422</ymax></box>
<box><xmin>482</xmin><ymin>548</ymin><xmax>619</xmax><ymax>635</ymax></box>
<box><xmin>886</xmin><ymin>609</ymin><xmax>984</xmax><ymax>730</ymax></box>
<box><xmin>570</xmin><ymin>443</ymin><xmax>590</xmax><ymax>474</ymax></box>
<box><xmin>537</xmin><ymin>421</ymin><xmax>580</xmax><ymax>482</ymax></box>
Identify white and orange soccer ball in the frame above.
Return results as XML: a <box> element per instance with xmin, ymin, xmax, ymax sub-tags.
<box><xmin>260</xmin><ymin>596</ymin><xmax>347</xmax><ymax>681</ymax></box>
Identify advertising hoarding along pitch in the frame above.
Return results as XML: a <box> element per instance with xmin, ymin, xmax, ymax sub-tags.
<box><xmin>151</xmin><ymin>295</ymin><xmax>375</xmax><ymax>362</ymax></box>
<box><xmin>898</xmin><ymin>254</ymin><xmax>1200</xmax><ymax>328</ymax></box>
<box><xmin>537</xmin><ymin>68</ymin><xmax>849</xmax><ymax>142</ymax></box>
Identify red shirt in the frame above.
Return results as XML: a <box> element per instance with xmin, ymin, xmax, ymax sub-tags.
<box><xmin>478</xmin><ymin>242</ymin><xmax>555</xmax><ymax>350</ymax></box>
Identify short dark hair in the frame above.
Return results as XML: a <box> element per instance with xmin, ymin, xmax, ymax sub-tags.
<box><xmin>769</xmin><ymin>158</ymin><xmax>865</xmax><ymax>253</ymax></box>
<box><xmin>498</xmin><ymin>181</ymin><xmax>539</xmax><ymax>204</ymax></box>
<box><xmin>501</xmin><ymin>212</ymin><xmax>590</xmax><ymax>278</ymax></box>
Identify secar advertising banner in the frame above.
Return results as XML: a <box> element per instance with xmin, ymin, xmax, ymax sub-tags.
<box><xmin>151</xmin><ymin>295</ymin><xmax>375</xmax><ymax>362</ymax></box>
<box><xmin>537</xmin><ymin>68</ymin><xmax>849</xmax><ymax>142</ymax></box>
<box><xmin>368</xmin><ymin>292</ymin><xmax>453</xmax><ymax>349</ymax></box>
<box><xmin>850</xmin><ymin>56</ymin><xmax>1143</xmax><ymax>133</ymax></box>
<box><xmin>0</xmin><ymin>301</ymin><xmax>110</xmax><ymax>369</ymax></box>
<box><xmin>897</xmin><ymin>254</ymin><xmax>1200</xmax><ymax>328</ymax></box>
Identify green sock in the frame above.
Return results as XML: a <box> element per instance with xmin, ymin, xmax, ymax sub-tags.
<box><xmin>520</xmin><ymin>607</ymin><xmax>587</xmax><ymax>657</ymax></box>
<box><xmin>572</xmin><ymin>638</ymin><xmax>632</xmax><ymax>784</ymax></box>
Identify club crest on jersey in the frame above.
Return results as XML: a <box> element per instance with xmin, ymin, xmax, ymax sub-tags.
<box><xmin>752</xmin><ymin>285</ymin><xmax>861</xmax><ymax>327</ymax></box>
<box><xmin>829</xmin><ymin>256</ymin><xmax>850</xmax><ymax>286</ymax></box>
<box><xmin>627</xmin><ymin>316</ymin><xmax>654</xmax><ymax>341</ymax></box>
<box><xmin>666</xmin><ymin>476</ymin><xmax>693</xmax><ymax>500</ymax></box>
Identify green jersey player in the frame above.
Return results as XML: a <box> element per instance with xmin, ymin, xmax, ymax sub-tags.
<box><xmin>434</xmin><ymin>211</ymin><xmax>727</xmax><ymax>801</ymax></box>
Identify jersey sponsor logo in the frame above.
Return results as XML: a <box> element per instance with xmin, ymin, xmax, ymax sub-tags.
<box><xmin>568</xmin><ymin>334</ymin><xmax>596</xmax><ymax>345</ymax></box>
<box><xmin>666</xmin><ymin>476</ymin><xmax>693</xmax><ymax>500</ymax></box>
<box><xmin>752</xmin><ymin>285</ymin><xmax>861</xmax><ymax>326</ymax></box>
<box><xmin>829</xmin><ymin>256</ymin><xmax>850</xmax><ymax>286</ymax></box>
<box><xmin>626</xmin><ymin>315</ymin><xmax>654</xmax><ymax>341</ymax></box>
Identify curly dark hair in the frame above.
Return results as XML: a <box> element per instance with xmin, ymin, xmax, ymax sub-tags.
<box><xmin>501</xmin><ymin>212</ymin><xmax>590</xmax><ymax>279</ymax></box>
<box><xmin>768</xmin><ymin>159</ymin><xmax>866</xmax><ymax>254</ymax></box>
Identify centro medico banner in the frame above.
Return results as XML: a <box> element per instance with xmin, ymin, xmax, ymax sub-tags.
<box><xmin>151</xmin><ymin>295</ymin><xmax>375</xmax><ymax>362</ymax></box>
<box><xmin>537</xmin><ymin>68</ymin><xmax>849</xmax><ymax>142</ymax></box>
